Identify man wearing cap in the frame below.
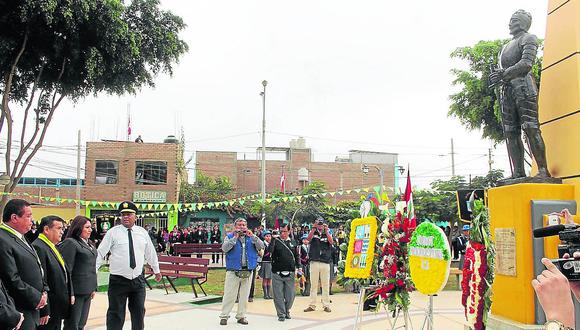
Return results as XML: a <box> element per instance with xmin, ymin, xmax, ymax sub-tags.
<box><xmin>304</xmin><ymin>217</ymin><xmax>333</xmax><ymax>313</ymax></box>
<box><xmin>96</xmin><ymin>201</ymin><xmax>161</xmax><ymax>330</ymax></box>
<box><xmin>456</xmin><ymin>225</ymin><xmax>470</xmax><ymax>269</ymax></box>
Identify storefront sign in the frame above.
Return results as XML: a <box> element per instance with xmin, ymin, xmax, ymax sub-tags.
<box><xmin>133</xmin><ymin>190</ymin><xmax>167</xmax><ymax>203</ymax></box>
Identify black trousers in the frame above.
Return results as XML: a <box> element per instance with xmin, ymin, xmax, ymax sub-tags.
<box><xmin>64</xmin><ymin>294</ymin><xmax>92</xmax><ymax>330</ymax></box>
<box><xmin>107</xmin><ymin>275</ymin><xmax>146</xmax><ymax>330</ymax></box>
<box><xmin>20</xmin><ymin>309</ymin><xmax>39</xmax><ymax>330</ymax></box>
<box><xmin>38</xmin><ymin>316</ymin><xmax>62</xmax><ymax>330</ymax></box>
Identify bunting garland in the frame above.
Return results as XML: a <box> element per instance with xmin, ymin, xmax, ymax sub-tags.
<box><xmin>0</xmin><ymin>183</ymin><xmax>391</xmax><ymax>214</ymax></box>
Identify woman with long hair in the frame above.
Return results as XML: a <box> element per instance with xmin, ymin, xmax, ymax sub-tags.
<box><xmin>58</xmin><ymin>216</ymin><xmax>98</xmax><ymax>330</ymax></box>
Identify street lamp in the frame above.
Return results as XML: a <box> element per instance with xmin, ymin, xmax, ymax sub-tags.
<box><xmin>260</xmin><ymin>80</ymin><xmax>268</xmax><ymax>228</ymax></box>
<box><xmin>362</xmin><ymin>164</ymin><xmax>384</xmax><ymax>198</ymax></box>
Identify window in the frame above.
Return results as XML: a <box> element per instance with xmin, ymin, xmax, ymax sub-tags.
<box><xmin>135</xmin><ymin>161</ymin><xmax>167</xmax><ymax>185</ymax></box>
<box><xmin>95</xmin><ymin>160</ymin><xmax>118</xmax><ymax>184</ymax></box>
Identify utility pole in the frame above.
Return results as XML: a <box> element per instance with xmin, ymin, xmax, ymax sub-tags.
<box><xmin>488</xmin><ymin>148</ymin><xmax>493</xmax><ymax>172</ymax></box>
<box><xmin>451</xmin><ymin>138</ymin><xmax>456</xmax><ymax>176</ymax></box>
<box><xmin>76</xmin><ymin>130</ymin><xmax>81</xmax><ymax>216</ymax></box>
<box><xmin>260</xmin><ymin>80</ymin><xmax>268</xmax><ymax>228</ymax></box>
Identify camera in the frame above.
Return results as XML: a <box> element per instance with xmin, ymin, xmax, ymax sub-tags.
<box><xmin>237</xmin><ymin>229</ymin><xmax>247</xmax><ymax>236</ymax></box>
<box><xmin>533</xmin><ymin>224</ymin><xmax>580</xmax><ymax>281</ymax></box>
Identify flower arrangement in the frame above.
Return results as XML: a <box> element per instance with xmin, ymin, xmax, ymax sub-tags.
<box><xmin>409</xmin><ymin>222</ymin><xmax>451</xmax><ymax>295</ymax></box>
<box><xmin>461</xmin><ymin>199</ymin><xmax>495</xmax><ymax>330</ymax></box>
<box><xmin>344</xmin><ymin>216</ymin><xmax>378</xmax><ymax>279</ymax></box>
<box><xmin>368</xmin><ymin>210</ymin><xmax>416</xmax><ymax>316</ymax></box>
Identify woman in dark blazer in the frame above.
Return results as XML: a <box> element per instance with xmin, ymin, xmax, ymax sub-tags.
<box><xmin>58</xmin><ymin>216</ymin><xmax>97</xmax><ymax>330</ymax></box>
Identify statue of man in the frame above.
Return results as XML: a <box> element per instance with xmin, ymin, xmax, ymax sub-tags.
<box><xmin>489</xmin><ymin>9</ymin><xmax>550</xmax><ymax>179</ymax></box>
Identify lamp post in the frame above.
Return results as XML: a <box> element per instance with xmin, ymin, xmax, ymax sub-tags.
<box><xmin>395</xmin><ymin>165</ymin><xmax>406</xmax><ymax>194</ymax></box>
<box><xmin>362</xmin><ymin>164</ymin><xmax>384</xmax><ymax>198</ymax></box>
<box><xmin>260</xmin><ymin>80</ymin><xmax>268</xmax><ymax>228</ymax></box>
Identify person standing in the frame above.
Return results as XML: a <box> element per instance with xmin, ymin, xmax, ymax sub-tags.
<box><xmin>96</xmin><ymin>201</ymin><xmax>161</xmax><ymax>330</ymax></box>
<box><xmin>298</xmin><ymin>234</ymin><xmax>311</xmax><ymax>296</ymax></box>
<box><xmin>210</xmin><ymin>224</ymin><xmax>222</xmax><ymax>264</ymax></box>
<box><xmin>258</xmin><ymin>231</ymin><xmax>273</xmax><ymax>300</ymax></box>
<box><xmin>219</xmin><ymin>218</ymin><xmax>264</xmax><ymax>326</ymax></box>
<box><xmin>0</xmin><ymin>199</ymin><xmax>48</xmax><ymax>330</ymax></box>
<box><xmin>32</xmin><ymin>215</ymin><xmax>73</xmax><ymax>330</ymax></box>
<box><xmin>268</xmin><ymin>225</ymin><xmax>300</xmax><ymax>321</ymax></box>
<box><xmin>304</xmin><ymin>217</ymin><xmax>333</xmax><ymax>313</ymax></box>
<box><xmin>0</xmin><ymin>277</ymin><xmax>23</xmax><ymax>330</ymax></box>
<box><xmin>59</xmin><ymin>216</ymin><xmax>98</xmax><ymax>330</ymax></box>
<box><xmin>456</xmin><ymin>225</ymin><xmax>470</xmax><ymax>269</ymax></box>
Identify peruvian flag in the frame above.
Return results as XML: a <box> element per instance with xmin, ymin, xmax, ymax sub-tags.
<box><xmin>403</xmin><ymin>169</ymin><xmax>416</xmax><ymax>226</ymax></box>
<box><xmin>280</xmin><ymin>172</ymin><xmax>286</xmax><ymax>192</ymax></box>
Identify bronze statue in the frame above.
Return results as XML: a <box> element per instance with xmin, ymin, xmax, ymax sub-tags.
<box><xmin>489</xmin><ymin>9</ymin><xmax>551</xmax><ymax>180</ymax></box>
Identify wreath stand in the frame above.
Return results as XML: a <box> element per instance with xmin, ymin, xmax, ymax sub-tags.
<box><xmin>419</xmin><ymin>295</ymin><xmax>435</xmax><ymax>330</ymax></box>
<box><xmin>352</xmin><ymin>286</ymin><xmax>413</xmax><ymax>330</ymax></box>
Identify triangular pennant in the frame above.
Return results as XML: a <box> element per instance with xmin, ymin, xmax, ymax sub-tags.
<box><xmin>354</xmin><ymin>189</ymin><xmax>361</xmax><ymax>193</ymax></box>
<box><xmin>239</xmin><ymin>200</ymin><xmax>245</xmax><ymax>206</ymax></box>
<box><xmin>329</xmin><ymin>192</ymin><xmax>335</xmax><ymax>197</ymax></box>
<box><xmin>346</xmin><ymin>190</ymin><xmax>352</xmax><ymax>194</ymax></box>
<box><xmin>363</xmin><ymin>188</ymin><xmax>370</xmax><ymax>192</ymax></box>
<box><xmin>289</xmin><ymin>196</ymin><xmax>295</xmax><ymax>202</ymax></box>
<box><xmin>296</xmin><ymin>196</ymin><xmax>302</xmax><ymax>201</ymax></box>
<box><xmin>197</xmin><ymin>203</ymin><xmax>204</xmax><ymax>210</ymax></box>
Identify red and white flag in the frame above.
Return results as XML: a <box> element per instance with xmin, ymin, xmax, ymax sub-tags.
<box><xmin>280</xmin><ymin>172</ymin><xmax>286</xmax><ymax>192</ymax></box>
<box><xmin>403</xmin><ymin>169</ymin><xmax>416</xmax><ymax>225</ymax></box>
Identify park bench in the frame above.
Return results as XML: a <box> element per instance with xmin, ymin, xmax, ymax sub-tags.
<box><xmin>173</xmin><ymin>243</ymin><xmax>224</xmax><ymax>265</ymax></box>
<box><xmin>145</xmin><ymin>255</ymin><xmax>209</xmax><ymax>298</ymax></box>
<box><xmin>449</xmin><ymin>267</ymin><xmax>462</xmax><ymax>289</ymax></box>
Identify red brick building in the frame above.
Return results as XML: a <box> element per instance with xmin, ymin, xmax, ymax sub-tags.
<box><xmin>196</xmin><ymin>140</ymin><xmax>399</xmax><ymax>199</ymax></box>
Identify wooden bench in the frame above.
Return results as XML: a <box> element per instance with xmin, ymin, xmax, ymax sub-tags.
<box><xmin>450</xmin><ymin>267</ymin><xmax>462</xmax><ymax>289</ymax></box>
<box><xmin>145</xmin><ymin>255</ymin><xmax>210</xmax><ymax>298</ymax></box>
<box><xmin>173</xmin><ymin>244</ymin><xmax>224</xmax><ymax>265</ymax></box>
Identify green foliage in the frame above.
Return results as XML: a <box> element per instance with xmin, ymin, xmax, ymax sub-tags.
<box><xmin>470</xmin><ymin>169</ymin><xmax>504</xmax><ymax>188</ymax></box>
<box><xmin>1</xmin><ymin>0</ymin><xmax>188</xmax><ymax>103</ymax></box>
<box><xmin>449</xmin><ymin>39</ymin><xmax>542</xmax><ymax>143</ymax></box>
<box><xmin>180</xmin><ymin>172</ymin><xmax>234</xmax><ymax>203</ymax></box>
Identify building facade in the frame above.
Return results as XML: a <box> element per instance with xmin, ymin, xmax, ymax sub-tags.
<box><xmin>196</xmin><ymin>140</ymin><xmax>399</xmax><ymax>200</ymax></box>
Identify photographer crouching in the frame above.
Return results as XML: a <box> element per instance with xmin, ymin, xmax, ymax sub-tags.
<box><xmin>219</xmin><ymin>218</ymin><xmax>264</xmax><ymax>326</ymax></box>
<box><xmin>532</xmin><ymin>209</ymin><xmax>578</xmax><ymax>330</ymax></box>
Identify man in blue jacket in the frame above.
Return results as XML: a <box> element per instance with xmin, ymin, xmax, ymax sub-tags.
<box><xmin>219</xmin><ymin>218</ymin><xmax>264</xmax><ymax>326</ymax></box>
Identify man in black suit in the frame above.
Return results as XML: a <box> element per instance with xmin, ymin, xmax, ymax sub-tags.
<box><xmin>33</xmin><ymin>216</ymin><xmax>73</xmax><ymax>330</ymax></box>
<box><xmin>0</xmin><ymin>199</ymin><xmax>48</xmax><ymax>330</ymax></box>
<box><xmin>0</xmin><ymin>277</ymin><xmax>23</xmax><ymax>330</ymax></box>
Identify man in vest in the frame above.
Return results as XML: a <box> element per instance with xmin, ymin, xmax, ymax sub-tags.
<box><xmin>219</xmin><ymin>218</ymin><xmax>264</xmax><ymax>326</ymax></box>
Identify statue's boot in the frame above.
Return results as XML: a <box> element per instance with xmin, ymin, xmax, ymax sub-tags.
<box><xmin>525</xmin><ymin>127</ymin><xmax>551</xmax><ymax>178</ymax></box>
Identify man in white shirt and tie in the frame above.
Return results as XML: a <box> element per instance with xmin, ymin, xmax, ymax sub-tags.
<box><xmin>96</xmin><ymin>201</ymin><xmax>161</xmax><ymax>330</ymax></box>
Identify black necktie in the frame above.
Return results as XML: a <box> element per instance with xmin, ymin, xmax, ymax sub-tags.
<box><xmin>128</xmin><ymin>228</ymin><xmax>136</xmax><ymax>269</ymax></box>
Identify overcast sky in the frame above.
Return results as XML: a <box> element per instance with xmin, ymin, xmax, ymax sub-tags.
<box><xmin>6</xmin><ymin>0</ymin><xmax>550</xmax><ymax>190</ymax></box>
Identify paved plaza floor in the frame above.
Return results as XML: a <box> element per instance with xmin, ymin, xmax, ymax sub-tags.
<box><xmin>85</xmin><ymin>289</ymin><xmax>468</xmax><ymax>329</ymax></box>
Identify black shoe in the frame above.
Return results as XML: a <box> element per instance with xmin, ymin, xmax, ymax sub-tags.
<box><xmin>248</xmin><ymin>297</ymin><xmax>253</xmax><ymax>302</ymax></box>
<box><xmin>278</xmin><ymin>317</ymin><xmax>285</xmax><ymax>322</ymax></box>
<box><xmin>285</xmin><ymin>314</ymin><xmax>291</xmax><ymax>319</ymax></box>
<box><xmin>219</xmin><ymin>319</ymin><xmax>227</xmax><ymax>326</ymax></box>
<box><xmin>237</xmin><ymin>318</ymin><xmax>248</xmax><ymax>325</ymax></box>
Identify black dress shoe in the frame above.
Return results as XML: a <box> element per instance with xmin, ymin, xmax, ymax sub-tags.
<box><xmin>219</xmin><ymin>319</ymin><xmax>227</xmax><ymax>326</ymax></box>
<box><xmin>278</xmin><ymin>317</ymin><xmax>285</xmax><ymax>322</ymax></box>
<box><xmin>285</xmin><ymin>314</ymin><xmax>291</xmax><ymax>319</ymax></box>
<box><xmin>237</xmin><ymin>318</ymin><xmax>249</xmax><ymax>325</ymax></box>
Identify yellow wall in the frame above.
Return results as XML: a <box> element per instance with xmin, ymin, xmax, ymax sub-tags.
<box><xmin>538</xmin><ymin>0</ymin><xmax>580</xmax><ymax>203</ymax></box>
<box><xmin>32</xmin><ymin>207</ymin><xmax>80</xmax><ymax>223</ymax></box>
<box><xmin>489</xmin><ymin>184</ymin><xmax>575</xmax><ymax>324</ymax></box>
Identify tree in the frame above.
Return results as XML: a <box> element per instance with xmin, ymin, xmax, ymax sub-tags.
<box><xmin>448</xmin><ymin>39</ymin><xmax>542</xmax><ymax>143</ymax></box>
<box><xmin>470</xmin><ymin>169</ymin><xmax>504</xmax><ymax>188</ymax></box>
<box><xmin>180</xmin><ymin>172</ymin><xmax>234</xmax><ymax>203</ymax></box>
<box><xmin>0</xmin><ymin>0</ymin><xmax>188</xmax><ymax>209</ymax></box>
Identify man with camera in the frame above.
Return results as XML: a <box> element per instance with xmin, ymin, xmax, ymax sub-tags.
<box><xmin>304</xmin><ymin>217</ymin><xmax>334</xmax><ymax>313</ymax></box>
<box><xmin>268</xmin><ymin>224</ymin><xmax>300</xmax><ymax>321</ymax></box>
<box><xmin>219</xmin><ymin>218</ymin><xmax>264</xmax><ymax>326</ymax></box>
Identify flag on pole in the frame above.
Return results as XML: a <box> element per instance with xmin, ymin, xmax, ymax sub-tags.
<box><xmin>403</xmin><ymin>169</ymin><xmax>416</xmax><ymax>226</ymax></box>
<box><xmin>280</xmin><ymin>172</ymin><xmax>286</xmax><ymax>193</ymax></box>
<box><xmin>127</xmin><ymin>106</ymin><xmax>132</xmax><ymax>140</ymax></box>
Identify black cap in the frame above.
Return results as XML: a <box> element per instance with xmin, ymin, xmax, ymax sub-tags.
<box><xmin>118</xmin><ymin>201</ymin><xmax>138</xmax><ymax>214</ymax></box>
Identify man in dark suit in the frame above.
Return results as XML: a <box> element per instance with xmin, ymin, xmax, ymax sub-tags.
<box><xmin>0</xmin><ymin>277</ymin><xmax>23</xmax><ymax>330</ymax></box>
<box><xmin>33</xmin><ymin>215</ymin><xmax>73</xmax><ymax>330</ymax></box>
<box><xmin>0</xmin><ymin>199</ymin><xmax>48</xmax><ymax>330</ymax></box>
